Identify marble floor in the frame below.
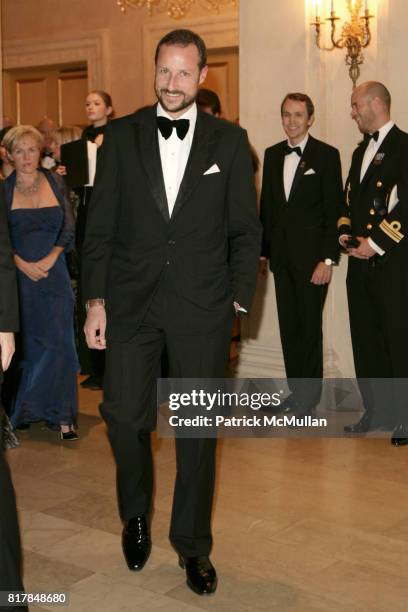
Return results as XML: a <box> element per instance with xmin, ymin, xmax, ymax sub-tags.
<box><xmin>6</xmin><ymin>379</ymin><xmax>408</xmax><ymax>611</ymax></box>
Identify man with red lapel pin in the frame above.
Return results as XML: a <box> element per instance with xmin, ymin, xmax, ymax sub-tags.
<box><xmin>260</xmin><ymin>93</ymin><xmax>343</xmax><ymax>418</ymax></box>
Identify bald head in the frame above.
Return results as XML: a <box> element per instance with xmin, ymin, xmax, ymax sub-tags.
<box><xmin>357</xmin><ymin>81</ymin><xmax>391</xmax><ymax>112</ymax></box>
<box><xmin>351</xmin><ymin>81</ymin><xmax>391</xmax><ymax>134</ymax></box>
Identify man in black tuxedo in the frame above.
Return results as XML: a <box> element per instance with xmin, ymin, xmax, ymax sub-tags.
<box><xmin>338</xmin><ymin>81</ymin><xmax>408</xmax><ymax>444</ymax></box>
<box><xmin>0</xmin><ymin>188</ymin><xmax>27</xmax><ymax>611</ymax></box>
<box><xmin>82</xmin><ymin>29</ymin><xmax>261</xmax><ymax>595</ymax></box>
<box><xmin>260</xmin><ymin>93</ymin><xmax>343</xmax><ymax>415</ymax></box>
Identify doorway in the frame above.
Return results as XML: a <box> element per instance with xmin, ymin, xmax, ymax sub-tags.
<box><xmin>3</xmin><ymin>63</ymin><xmax>88</xmax><ymax>127</ymax></box>
<box><xmin>203</xmin><ymin>46</ymin><xmax>239</xmax><ymax>122</ymax></box>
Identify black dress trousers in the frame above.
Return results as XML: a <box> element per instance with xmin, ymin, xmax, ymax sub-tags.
<box><xmin>100</xmin><ymin>270</ymin><xmax>232</xmax><ymax>557</ymax></box>
<box><xmin>347</xmin><ymin>256</ymin><xmax>408</xmax><ymax>426</ymax></box>
<box><xmin>274</xmin><ymin>262</ymin><xmax>327</xmax><ymax>409</ymax></box>
<box><xmin>0</xmin><ymin>377</ymin><xmax>27</xmax><ymax>611</ymax></box>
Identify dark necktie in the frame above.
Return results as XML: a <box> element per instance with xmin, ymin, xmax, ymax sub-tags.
<box><xmin>363</xmin><ymin>130</ymin><xmax>379</xmax><ymax>144</ymax></box>
<box><xmin>284</xmin><ymin>144</ymin><xmax>302</xmax><ymax>157</ymax></box>
<box><xmin>157</xmin><ymin>116</ymin><xmax>190</xmax><ymax>141</ymax></box>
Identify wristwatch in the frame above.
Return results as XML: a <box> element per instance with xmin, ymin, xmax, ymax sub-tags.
<box><xmin>324</xmin><ymin>258</ymin><xmax>334</xmax><ymax>266</ymax></box>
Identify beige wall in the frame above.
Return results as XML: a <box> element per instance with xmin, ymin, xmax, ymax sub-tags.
<box><xmin>2</xmin><ymin>0</ymin><xmax>238</xmax><ymax>118</ymax></box>
<box><xmin>239</xmin><ymin>0</ymin><xmax>408</xmax><ymax>378</ymax></box>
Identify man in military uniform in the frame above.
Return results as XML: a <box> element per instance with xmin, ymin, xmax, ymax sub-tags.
<box><xmin>338</xmin><ymin>81</ymin><xmax>408</xmax><ymax>444</ymax></box>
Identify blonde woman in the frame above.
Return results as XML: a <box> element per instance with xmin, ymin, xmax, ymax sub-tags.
<box><xmin>4</xmin><ymin>126</ymin><xmax>79</xmax><ymax>440</ymax></box>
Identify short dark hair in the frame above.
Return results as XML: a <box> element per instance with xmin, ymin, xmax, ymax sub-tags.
<box><xmin>196</xmin><ymin>88</ymin><xmax>221</xmax><ymax>115</ymax></box>
<box><xmin>281</xmin><ymin>93</ymin><xmax>315</xmax><ymax>118</ymax></box>
<box><xmin>155</xmin><ymin>29</ymin><xmax>207</xmax><ymax>71</ymax></box>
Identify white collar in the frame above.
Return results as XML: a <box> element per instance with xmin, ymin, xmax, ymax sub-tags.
<box><xmin>372</xmin><ymin>120</ymin><xmax>394</xmax><ymax>144</ymax></box>
<box><xmin>287</xmin><ymin>132</ymin><xmax>309</xmax><ymax>153</ymax></box>
<box><xmin>157</xmin><ymin>102</ymin><xmax>197</xmax><ymax>124</ymax></box>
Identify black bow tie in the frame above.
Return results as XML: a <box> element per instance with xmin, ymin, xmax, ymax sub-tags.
<box><xmin>157</xmin><ymin>116</ymin><xmax>190</xmax><ymax>140</ymax></box>
<box><xmin>364</xmin><ymin>130</ymin><xmax>379</xmax><ymax>144</ymax></box>
<box><xmin>84</xmin><ymin>124</ymin><xmax>106</xmax><ymax>143</ymax></box>
<box><xmin>284</xmin><ymin>144</ymin><xmax>302</xmax><ymax>157</ymax></box>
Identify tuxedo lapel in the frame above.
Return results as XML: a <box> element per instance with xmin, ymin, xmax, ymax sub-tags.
<box><xmin>275</xmin><ymin>145</ymin><xmax>286</xmax><ymax>204</ymax></box>
<box><xmin>135</xmin><ymin>107</ymin><xmax>169</xmax><ymax>223</ymax></box>
<box><xmin>353</xmin><ymin>140</ymin><xmax>367</xmax><ymax>180</ymax></box>
<box><xmin>171</xmin><ymin>110</ymin><xmax>217</xmax><ymax>220</ymax></box>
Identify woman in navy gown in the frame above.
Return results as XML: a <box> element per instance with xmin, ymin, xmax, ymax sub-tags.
<box><xmin>3</xmin><ymin>125</ymin><xmax>79</xmax><ymax>440</ymax></box>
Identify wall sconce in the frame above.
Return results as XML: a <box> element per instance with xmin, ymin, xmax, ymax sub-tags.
<box><xmin>311</xmin><ymin>0</ymin><xmax>374</xmax><ymax>87</ymax></box>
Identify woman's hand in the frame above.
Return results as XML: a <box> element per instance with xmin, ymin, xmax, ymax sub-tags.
<box><xmin>36</xmin><ymin>252</ymin><xmax>58</xmax><ymax>273</ymax></box>
<box><xmin>36</xmin><ymin>246</ymin><xmax>64</xmax><ymax>273</ymax></box>
<box><xmin>14</xmin><ymin>254</ymin><xmax>48</xmax><ymax>282</ymax></box>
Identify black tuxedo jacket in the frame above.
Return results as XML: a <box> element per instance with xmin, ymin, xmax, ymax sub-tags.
<box><xmin>338</xmin><ymin>125</ymin><xmax>408</xmax><ymax>255</ymax></box>
<box><xmin>0</xmin><ymin>184</ymin><xmax>18</xmax><ymax>334</ymax></box>
<box><xmin>260</xmin><ymin>134</ymin><xmax>343</xmax><ymax>274</ymax></box>
<box><xmin>82</xmin><ymin>105</ymin><xmax>261</xmax><ymax>341</ymax></box>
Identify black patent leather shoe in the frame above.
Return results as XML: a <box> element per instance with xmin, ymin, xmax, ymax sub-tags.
<box><xmin>344</xmin><ymin>413</ymin><xmax>371</xmax><ymax>433</ymax></box>
<box><xmin>178</xmin><ymin>555</ymin><xmax>217</xmax><ymax>595</ymax></box>
<box><xmin>122</xmin><ymin>515</ymin><xmax>151</xmax><ymax>571</ymax></box>
<box><xmin>391</xmin><ymin>424</ymin><xmax>408</xmax><ymax>446</ymax></box>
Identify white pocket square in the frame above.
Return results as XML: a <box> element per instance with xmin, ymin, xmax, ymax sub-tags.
<box><xmin>304</xmin><ymin>168</ymin><xmax>316</xmax><ymax>175</ymax></box>
<box><xmin>203</xmin><ymin>164</ymin><xmax>220</xmax><ymax>175</ymax></box>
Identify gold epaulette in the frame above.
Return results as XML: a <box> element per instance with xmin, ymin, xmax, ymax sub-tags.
<box><xmin>379</xmin><ymin>220</ymin><xmax>404</xmax><ymax>243</ymax></box>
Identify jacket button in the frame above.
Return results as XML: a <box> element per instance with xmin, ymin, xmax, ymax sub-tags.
<box><xmin>376</xmin><ymin>181</ymin><xmax>383</xmax><ymax>187</ymax></box>
<box><xmin>369</xmin><ymin>208</ymin><xmax>375</xmax><ymax>215</ymax></box>
<box><xmin>168</xmin><ymin>240</ymin><xmax>176</xmax><ymax>245</ymax></box>
<box><xmin>367</xmin><ymin>223</ymin><xmax>373</xmax><ymax>230</ymax></box>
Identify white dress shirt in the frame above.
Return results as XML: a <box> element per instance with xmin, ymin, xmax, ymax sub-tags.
<box><xmin>157</xmin><ymin>102</ymin><xmax>197</xmax><ymax>217</ymax></box>
<box><xmin>360</xmin><ymin>120</ymin><xmax>394</xmax><ymax>182</ymax></box>
<box><xmin>85</xmin><ymin>140</ymin><xmax>98</xmax><ymax>187</ymax></box>
<box><xmin>283</xmin><ymin>133</ymin><xmax>309</xmax><ymax>201</ymax></box>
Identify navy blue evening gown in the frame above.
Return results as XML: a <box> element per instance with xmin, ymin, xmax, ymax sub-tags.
<box><xmin>5</xmin><ymin>169</ymin><xmax>79</xmax><ymax>429</ymax></box>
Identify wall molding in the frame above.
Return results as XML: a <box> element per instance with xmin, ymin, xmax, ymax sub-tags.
<box><xmin>3</xmin><ymin>30</ymin><xmax>111</xmax><ymax>92</ymax></box>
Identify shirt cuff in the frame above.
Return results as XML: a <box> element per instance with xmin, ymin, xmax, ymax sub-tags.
<box><xmin>233</xmin><ymin>302</ymin><xmax>248</xmax><ymax>314</ymax></box>
<box><xmin>367</xmin><ymin>237</ymin><xmax>385</xmax><ymax>256</ymax></box>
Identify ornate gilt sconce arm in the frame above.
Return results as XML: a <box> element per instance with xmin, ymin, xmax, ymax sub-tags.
<box><xmin>311</xmin><ymin>0</ymin><xmax>374</xmax><ymax>87</ymax></box>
